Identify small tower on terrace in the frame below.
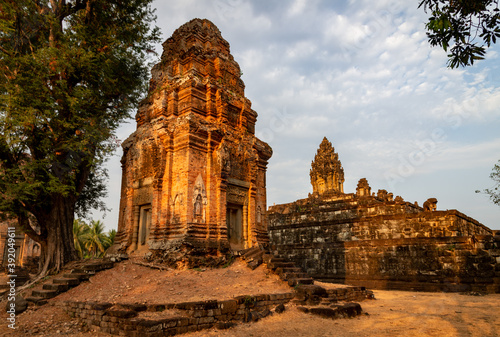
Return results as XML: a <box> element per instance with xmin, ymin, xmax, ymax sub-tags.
<box><xmin>310</xmin><ymin>137</ymin><xmax>345</xmax><ymax>195</ymax></box>
<box><xmin>356</xmin><ymin>178</ymin><xmax>371</xmax><ymax>197</ymax></box>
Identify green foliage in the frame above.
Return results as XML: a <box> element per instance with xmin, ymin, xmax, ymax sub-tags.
<box><xmin>486</xmin><ymin>161</ymin><xmax>500</xmax><ymax>205</ymax></box>
<box><xmin>84</xmin><ymin>220</ymin><xmax>110</xmax><ymax>257</ymax></box>
<box><xmin>419</xmin><ymin>0</ymin><xmax>500</xmax><ymax>68</ymax></box>
<box><xmin>0</xmin><ymin>0</ymin><xmax>160</xmax><ymax>268</ymax></box>
<box><xmin>73</xmin><ymin>218</ymin><xmax>116</xmax><ymax>258</ymax></box>
<box><xmin>107</xmin><ymin>228</ymin><xmax>117</xmax><ymax>245</ymax></box>
<box><xmin>243</xmin><ymin>295</ymin><xmax>256</xmax><ymax>307</ymax></box>
<box><xmin>477</xmin><ymin>160</ymin><xmax>500</xmax><ymax>206</ymax></box>
<box><xmin>73</xmin><ymin>218</ymin><xmax>89</xmax><ymax>258</ymax></box>
<box><xmin>222</xmin><ymin>255</ymin><xmax>235</xmax><ymax>268</ymax></box>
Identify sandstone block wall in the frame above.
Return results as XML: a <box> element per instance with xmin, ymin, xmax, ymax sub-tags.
<box><xmin>268</xmin><ymin>195</ymin><xmax>500</xmax><ymax>293</ymax></box>
<box><xmin>62</xmin><ymin>292</ymin><xmax>294</xmax><ymax>336</ymax></box>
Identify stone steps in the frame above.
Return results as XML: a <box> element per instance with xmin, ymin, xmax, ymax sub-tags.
<box><xmin>242</xmin><ymin>250</ymin><xmax>371</xmax><ymax>321</ymax></box>
<box><xmin>43</xmin><ymin>283</ymin><xmax>69</xmax><ymax>292</ymax></box>
<box><xmin>262</xmin><ymin>254</ymin><xmax>285</xmax><ymax>264</ymax></box>
<box><xmin>280</xmin><ymin>272</ymin><xmax>311</xmax><ymax>281</ymax></box>
<box><xmin>24</xmin><ymin>296</ymin><xmax>48</xmax><ymax>306</ymax></box>
<box><xmin>26</xmin><ymin>260</ymin><xmax>114</xmax><ymax>307</ymax></box>
<box><xmin>82</xmin><ymin>261</ymin><xmax>114</xmax><ymax>273</ymax></box>
<box><xmin>52</xmin><ymin>277</ymin><xmax>81</xmax><ymax>286</ymax></box>
<box><xmin>62</xmin><ymin>272</ymin><xmax>90</xmax><ymax>281</ymax></box>
<box><xmin>276</xmin><ymin>266</ymin><xmax>302</xmax><ymax>272</ymax></box>
<box><xmin>267</xmin><ymin>261</ymin><xmax>296</xmax><ymax>270</ymax></box>
<box><xmin>240</xmin><ymin>246</ymin><xmax>266</xmax><ymax>270</ymax></box>
<box><xmin>288</xmin><ymin>278</ymin><xmax>315</xmax><ymax>287</ymax></box>
<box><xmin>31</xmin><ymin>289</ymin><xmax>59</xmax><ymax>299</ymax></box>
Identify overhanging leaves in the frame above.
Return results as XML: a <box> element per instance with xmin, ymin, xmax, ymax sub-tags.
<box><xmin>419</xmin><ymin>0</ymin><xmax>500</xmax><ymax>68</ymax></box>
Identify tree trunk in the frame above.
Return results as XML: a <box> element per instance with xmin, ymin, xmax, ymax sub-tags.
<box><xmin>38</xmin><ymin>194</ymin><xmax>78</xmax><ymax>275</ymax></box>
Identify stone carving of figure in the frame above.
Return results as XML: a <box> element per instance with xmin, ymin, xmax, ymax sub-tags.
<box><xmin>193</xmin><ymin>174</ymin><xmax>207</xmax><ymax>222</ymax></box>
<box><xmin>194</xmin><ymin>194</ymin><xmax>203</xmax><ymax>220</ymax></box>
<box><xmin>423</xmin><ymin>198</ymin><xmax>438</xmax><ymax>211</ymax></box>
<box><xmin>171</xmin><ymin>194</ymin><xmax>183</xmax><ymax>223</ymax></box>
<box><xmin>256</xmin><ymin>206</ymin><xmax>262</xmax><ymax>225</ymax></box>
<box><xmin>217</xmin><ymin>142</ymin><xmax>231</xmax><ymax>174</ymax></box>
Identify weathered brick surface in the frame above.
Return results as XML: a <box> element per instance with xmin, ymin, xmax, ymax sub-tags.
<box><xmin>111</xmin><ymin>18</ymin><xmax>272</xmax><ymax>259</ymax></box>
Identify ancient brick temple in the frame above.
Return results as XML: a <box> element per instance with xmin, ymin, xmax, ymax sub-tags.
<box><xmin>268</xmin><ymin>138</ymin><xmax>500</xmax><ymax>293</ymax></box>
<box><xmin>113</xmin><ymin>19</ymin><xmax>272</xmax><ymax>257</ymax></box>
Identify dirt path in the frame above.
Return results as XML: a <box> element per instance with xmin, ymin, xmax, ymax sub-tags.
<box><xmin>1</xmin><ymin>259</ymin><xmax>499</xmax><ymax>336</ymax></box>
<box><xmin>183</xmin><ymin>290</ymin><xmax>500</xmax><ymax>337</ymax></box>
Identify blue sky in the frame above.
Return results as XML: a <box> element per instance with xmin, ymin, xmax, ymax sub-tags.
<box><xmin>94</xmin><ymin>0</ymin><xmax>500</xmax><ymax>230</ymax></box>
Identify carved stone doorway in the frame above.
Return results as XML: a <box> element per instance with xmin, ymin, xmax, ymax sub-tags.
<box><xmin>138</xmin><ymin>205</ymin><xmax>152</xmax><ymax>247</ymax></box>
<box><xmin>226</xmin><ymin>203</ymin><xmax>243</xmax><ymax>250</ymax></box>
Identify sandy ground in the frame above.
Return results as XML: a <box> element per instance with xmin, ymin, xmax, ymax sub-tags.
<box><xmin>0</xmin><ymin>258</ymin><xmax>499</xmax><ymax>336</ymax></box>
<box><xmin>183</xmin><ymin>290</ymin><xmax>500</xmax><ymax>337</ymax></box>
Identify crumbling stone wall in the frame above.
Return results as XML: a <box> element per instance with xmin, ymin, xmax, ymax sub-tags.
<box><xmin>268</xmin><ymin>138</ymin><xmax>499</xmax><ymax>293</ymax></box>
<box><xmin>62</xmin><ymin>293</ymin><xmax>294</xmax><ymax>336</ymax></box>
<box><xmin>269</xmin><ymin>195</ymin><xmax>500</xmax><ymax>292</ymax></box>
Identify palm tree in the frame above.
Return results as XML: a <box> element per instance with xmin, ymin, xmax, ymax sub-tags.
<box><xmin>106</xmin><ymin>229</ymin><xmax>117</xmax><ymax>250</ymax></box>
<box><xmin>84</xmin><ymin>220</ymin><xmax>111</xmax><ymax>257</ymax></box>
<box><xmin>73</xmin><ymin>219</ymin><xmax>90</xmax><ymax>259</ymax></box>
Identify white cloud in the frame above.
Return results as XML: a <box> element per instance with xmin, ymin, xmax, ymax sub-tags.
<box><xmin>286</xmin><ymin>0</ymin><xmax>308</xmax><ymax>17</ymax></box>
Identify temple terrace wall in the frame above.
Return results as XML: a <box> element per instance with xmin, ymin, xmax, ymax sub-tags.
<box><xmin>268</xmin><ymin>197</ymin><xmax>500</xmax><ymax>293</ymax></box>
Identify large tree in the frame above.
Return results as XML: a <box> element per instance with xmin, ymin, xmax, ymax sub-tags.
<box><xmin>0</xmin><ymin>0</ymin><xmax>160</xmax><ymax>275</ymax></box>
<box><xmin>419</xmin><ymin>0</ymin><xmax>500</xmax><ymax>67</ymax></box>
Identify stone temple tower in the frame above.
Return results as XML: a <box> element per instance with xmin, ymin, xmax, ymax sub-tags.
<box><xmin>310</xmin><ymin>137</ymin><xmax>344</xmax><ymax>195</ymax></box>
<box><xmin>113</xmin><ymin>19</ymin><xmax>272</xmax><ymax>257</ymax></box>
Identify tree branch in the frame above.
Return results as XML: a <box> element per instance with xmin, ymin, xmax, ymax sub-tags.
<box><xmin>17</xmin><ymin>212</ymin><xmax>45</xmax><ymax>244</ymax></box>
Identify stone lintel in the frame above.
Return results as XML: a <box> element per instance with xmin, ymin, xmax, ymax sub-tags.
<box><xmin>227</xmin><ymin>177</ymin><xmax>250</xmax><ymax>188</ymax></box>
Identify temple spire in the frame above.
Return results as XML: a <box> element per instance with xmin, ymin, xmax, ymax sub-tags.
<box><xmin>310</xmin><ymin>137</ymin><xmax>344</xmax><ymax>195</ymax></box>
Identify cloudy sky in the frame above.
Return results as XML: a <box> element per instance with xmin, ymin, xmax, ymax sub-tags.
<box><xmin>94</xmin><ymin>0</ymin><xmax>500</xmax><ymax>231</ymax></box>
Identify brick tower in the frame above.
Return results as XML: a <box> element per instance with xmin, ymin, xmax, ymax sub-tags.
<box><xmin>113</xmin><ymin>19</ymin><xmax>272</xmax><ymax>259</ymax></box>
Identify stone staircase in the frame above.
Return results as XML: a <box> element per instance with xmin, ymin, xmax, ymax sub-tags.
<box><xmin>240</xmin><ymin>245</ymin><xmax>374</xmax><ymax>320</ymax></box>
<box><xmin>25</xmin><ymin>260</ymin><xmax>113</xmax><ymax>306</ymax></box>
<box><xmin>265</xmin><ymin>256</ymin><xmax>315</xmax><ymax>287</ymax></box>
<box><xmin>240</xmin><ymin>245</ymin><xmax>315</xmax><ymax>288</ymax></box>
<box><xmin>0</xmin><ymin>268</ymin><xmax>31</xmax><ymax>297</ymax></box>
